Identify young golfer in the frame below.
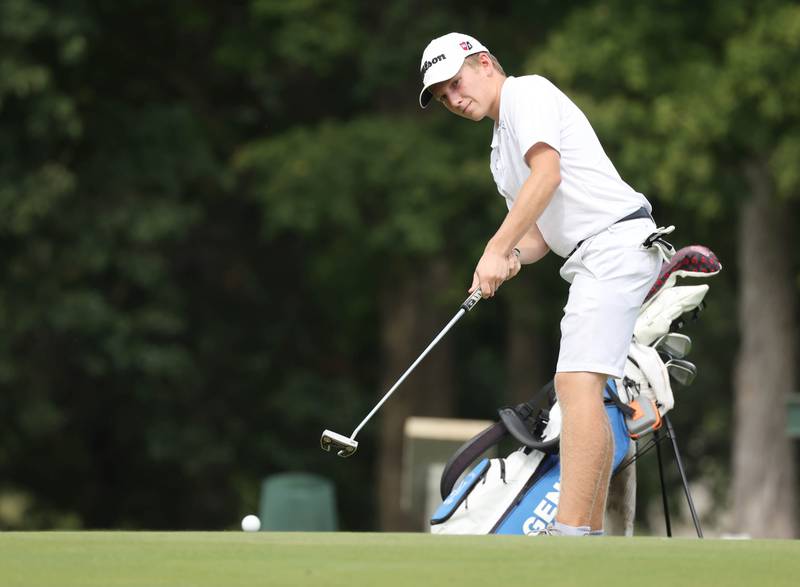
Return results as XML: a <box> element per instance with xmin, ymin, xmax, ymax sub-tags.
<box><xmin>418</xmin><ymin>33</ymin><xmax>662</xmax><ymax>536</ymax></box>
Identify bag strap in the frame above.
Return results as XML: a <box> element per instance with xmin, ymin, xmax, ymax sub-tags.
<box><xmin>439</xmin><ymin>421</ymin><xmax>508</xmax><ymax>500</ymax></box>
<box><xmin>604</xmin><ymin>380</ymin><xmax>636</xmax><ymax>418</ymax></box>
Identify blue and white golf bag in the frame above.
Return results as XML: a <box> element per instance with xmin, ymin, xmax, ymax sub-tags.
<box><xmin>430</xmin><ymin>381</ymin><xmax>631</xmax><ymax>535</ymax></box>
<box><xmin>430</xmin><ymin>244</ymin><xmax>722</xmax><ymax>536</ymax></box>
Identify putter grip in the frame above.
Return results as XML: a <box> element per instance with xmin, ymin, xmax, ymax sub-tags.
<box><xmin>460</xmin><ymin>289</ymin><xmax>482</xmax><ymax>312</ymax></box>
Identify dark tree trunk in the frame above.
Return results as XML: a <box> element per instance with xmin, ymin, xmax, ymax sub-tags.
<box><xmin>376</xmin><ymin>260</ymin><xmax>455</xmax><ymax>531</ymax></box>
<box><xmin>732</xmin><ymin>162</ymin><xmax>797</xmax><ymax>538</ymax></box>
<box><xmin>506</xmin><ymin>279</ymin><xmax>549</xmax><ymax>405</ymax></box>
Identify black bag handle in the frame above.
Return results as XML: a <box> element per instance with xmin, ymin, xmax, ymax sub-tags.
<box><xmin>498</xmin><ymin>407</ymin><xmax>560</xmax><ymax>453</ymax></box>
<box><xmin>439</xmin><ymin>380</ymin><xmax>559</xmax><ymax>500</ymax></box>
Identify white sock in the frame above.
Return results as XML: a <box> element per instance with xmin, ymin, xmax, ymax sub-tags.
<box><xmin>553</xmin><ymin>521</ymin><xmax>591</xmax><ymax>536</ymax></box>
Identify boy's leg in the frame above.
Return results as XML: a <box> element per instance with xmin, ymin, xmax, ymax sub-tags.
<box><xmin>589</xmin><ymin>400</ymin><xmax>614</xmax><ymax>531</ymax></box>
<box><xmin>554</xmin><ymin>218</ymin><xmax>662</xmax><ymax>532</ymax></box>
<box><xmin>554</xmin><ymin>371</ymin><xmax>613</xmax><ymax>530</ymax></box>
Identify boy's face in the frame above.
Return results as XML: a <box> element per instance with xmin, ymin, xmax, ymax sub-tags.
<box><xmin>430</xmin><ymin>58</ymin><xmax>494</xmax><ymax>121</ymax></box>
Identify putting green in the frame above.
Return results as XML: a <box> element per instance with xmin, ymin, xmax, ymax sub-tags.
<box><xmin>1</xmin><ymin>532</ymin><xmax>796</xmax><ymax>587</ymax></box>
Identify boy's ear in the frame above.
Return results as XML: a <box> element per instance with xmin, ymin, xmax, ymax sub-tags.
<box><xmin>480</xmin><ymin>52</ymin><xmax>493</xmax><ymax>73</ymax></box>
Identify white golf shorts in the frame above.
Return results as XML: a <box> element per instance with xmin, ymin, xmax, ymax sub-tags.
<box><xmin>556</xmin><ymin>218</ymin><xmax>662</xmax><ymax>378</ymax></box>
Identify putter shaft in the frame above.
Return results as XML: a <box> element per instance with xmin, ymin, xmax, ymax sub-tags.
<box><xmin>348</xmin><ymin>289</ymin><xmax>482</xmax><ymax>441</ymax></box>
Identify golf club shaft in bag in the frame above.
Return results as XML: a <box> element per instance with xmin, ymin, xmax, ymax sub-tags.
<box><xmin>320</xmin><ymin>288</ymin><xmax>483</xmax><ymax>457</ymax></box>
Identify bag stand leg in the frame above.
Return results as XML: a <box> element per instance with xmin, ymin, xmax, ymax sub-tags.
<box><xmin>664</xmin><ymin>415</ymin><xmax>704</xmax><ymax>538</ymax></box>
<box><xmin>611</xmin><ymin>419</ymin><xmax>704</xmax><ymax>538</ymax></box>
<box><xmin>654</xmin><ymin>428</ymin><xmax>673</xmax><ymax>537</ymax></box>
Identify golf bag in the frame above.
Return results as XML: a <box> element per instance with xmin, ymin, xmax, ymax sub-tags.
<box><xmin>430</xmin><ymin>244</ymin><xmax>722</xmax><ymax>536</ymax></box>
<box><xmin>431</xmin><ymin>380</ymin><xmax>633</xmax><ymax>534</ymax></box>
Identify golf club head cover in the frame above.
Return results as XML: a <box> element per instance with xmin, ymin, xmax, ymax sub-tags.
<box><xmin>645</xmin><ymin>245</ymin><xmax>722</xmax><ymax>302</ymax></box>
<box><xmin>634</xmin><ymin>284</ymin><xmax>709</xmax><ymax>345</ymax></box>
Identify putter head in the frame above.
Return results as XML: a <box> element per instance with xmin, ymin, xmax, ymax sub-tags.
<box><xmin>653</xmin><ymin>333</ymin><xmax>692</xmax><ymax>359</ymax></box>
<box><xmin>320</xmin><ymin>429</ymin><xmax>359</xmax><ymax>458</ymax></box>
<box><xmin>665</xmin><ymin>359</ymin><xmax>697</xmax><ymax>387</ymax></box>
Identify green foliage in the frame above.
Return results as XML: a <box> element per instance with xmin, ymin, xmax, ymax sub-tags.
<box><xmin>722</xmin><ymin>2</ymin><xmax>800</xmax><ymax>198</ymax></box>
<box><xmin>235</xmin><ymin>116</ymin><xmax>492</xmax><ymax>260</ymax></box>
<box><xmin>528</xmin><ymin>0</ymin><xmax>800</xmax><ymax>211</ymax></box>
<box><xmin>0</xmin><ymin>0</ymin><xmax>85</xmax><ymax>238</ymax></box>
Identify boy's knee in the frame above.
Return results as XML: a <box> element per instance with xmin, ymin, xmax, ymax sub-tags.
<box><xmin>554</xmin><ymin>371</ymin><xmax>607</xmax><ymax>400</ymax></box>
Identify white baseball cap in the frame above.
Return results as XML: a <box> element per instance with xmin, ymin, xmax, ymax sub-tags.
<box><xmin>418</xmin><ymin>32</ymin><xmax>489</xmax><ymax>108</ymax></box>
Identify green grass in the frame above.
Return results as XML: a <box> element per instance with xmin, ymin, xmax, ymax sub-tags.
<box><xmin>0</xmin><ymin>532</ymin><xmax>797</xmax><ymax>587</ymax></box>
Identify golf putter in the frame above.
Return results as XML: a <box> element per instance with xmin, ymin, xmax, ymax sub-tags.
<box><xmin>320</xmin><ymin>288</ymin><xmax>483</xmax><ymax>457</ymax></box>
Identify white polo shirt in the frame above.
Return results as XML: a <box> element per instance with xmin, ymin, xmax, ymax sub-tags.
<box><xmin>490</xmin><ymin>75</ymin><xmax>651</xmax><ymax>258</ymax></box>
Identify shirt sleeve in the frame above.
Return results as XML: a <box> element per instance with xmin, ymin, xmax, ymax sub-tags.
<box><xmin>506</xmin><ymin>76</ymin><xmax>562</xmax><ymax>164</ymax></box>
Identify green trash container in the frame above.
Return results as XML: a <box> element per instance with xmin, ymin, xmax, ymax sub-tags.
<box><xmin>259</xmin><ymin>472</ymin><xmax>338</xmax><ymax>531</ymax></box>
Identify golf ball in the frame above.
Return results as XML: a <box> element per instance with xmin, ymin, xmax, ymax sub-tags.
<box><xmin>241</xmin><ymin>514</ymin><xmax>261</xmax><ymax>532</ymax></box>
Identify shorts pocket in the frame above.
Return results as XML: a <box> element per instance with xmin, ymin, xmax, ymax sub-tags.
<box><xmin>580</xmin><ymin>232</ymin><xmax>659</xmax><ymax>283</ymax></box>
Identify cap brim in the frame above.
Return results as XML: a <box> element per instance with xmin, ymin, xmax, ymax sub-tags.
<box><xmin>419</xmin><ymin>88</ymin><xmax>434</xmax><ymax>108</ymax></box>
<box><xmin>418</xmin><ymin>58</ymin><xmax>463</xmax><ymax>109</ymax></box>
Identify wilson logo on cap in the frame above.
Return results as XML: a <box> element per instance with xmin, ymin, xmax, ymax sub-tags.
<box><xmin>459</xmin><ymin>41</ymin><xmax>473</xmax><ymax>51</ymax></box>
<box><xmin>420</xmin><ymin>53</ymin><xmax>446</xmax><ymax>75</ymax></box>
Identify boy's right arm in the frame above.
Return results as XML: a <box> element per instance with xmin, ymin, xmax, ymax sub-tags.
<box><xmin>515</xmin><ymin>222</ymin><xmax>550</xmax><ymax>265</ymax></box>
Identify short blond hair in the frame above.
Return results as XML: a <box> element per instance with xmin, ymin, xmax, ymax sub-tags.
<box><xmin>465</xmin><ymin>52</ymin><xmax>506</xmax><ymax>76</ymax></box>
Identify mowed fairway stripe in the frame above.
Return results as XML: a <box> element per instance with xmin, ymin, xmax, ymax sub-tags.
<box><xmin>0</xmin><ymin>532</ymin><xmax>797</xmax><ymax>587</ymax></box>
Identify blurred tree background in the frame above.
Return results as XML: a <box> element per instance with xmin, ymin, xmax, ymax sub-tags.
<box><xmin>0</xmin><ymin>0</ymin><xmax>797</xmax><ymax>536</ymax></box>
